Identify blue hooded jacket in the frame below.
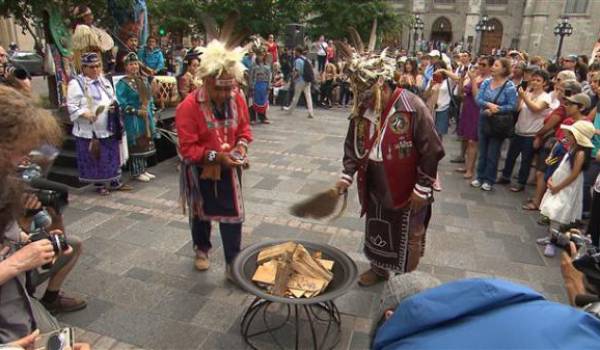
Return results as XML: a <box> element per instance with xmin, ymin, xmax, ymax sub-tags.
<box><xmin>138</xmin><ymin>47</ymin><xmax>165</xmax><ymax>72</ymax></box>
<box><xmin>374</xmin><ymin>278</ymin><xmax>600</xmax><ymax>350</ymax></box>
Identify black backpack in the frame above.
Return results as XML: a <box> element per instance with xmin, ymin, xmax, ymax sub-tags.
<box><xmin>301</xmin><ymin>58</ymin><xmax>315</xmax><ymax>83</ymax></box>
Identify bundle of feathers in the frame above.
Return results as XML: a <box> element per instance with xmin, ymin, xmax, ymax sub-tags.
<box><xmin>196</xmin><ymin>39</ymin><xmax>247</xmax><ymax>82</ymax></box>
<box><xmin>72</xmin><ymin>24</ymin><xmax>114</xmax><ymax>52</ymax></box>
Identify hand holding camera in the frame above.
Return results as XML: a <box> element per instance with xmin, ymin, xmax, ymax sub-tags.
<box><xmin>6</xmin><ymin>236</ymin><xmax>55</xmax><ymax>273</ymax></box>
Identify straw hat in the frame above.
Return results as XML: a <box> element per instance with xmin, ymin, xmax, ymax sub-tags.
<box><xmin>560</xmin><ymin>120</ymin><xmax>595</xmax><ymax>148</ymax></box>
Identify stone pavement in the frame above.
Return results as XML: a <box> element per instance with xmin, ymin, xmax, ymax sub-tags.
<box><xmin>57</xmin><ymin>106</ymin><xmax>566</xmax><ymax>350</ymax></box>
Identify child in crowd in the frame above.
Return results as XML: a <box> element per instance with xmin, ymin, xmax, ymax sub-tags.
<box><xmin>538</xmin><ymin>120</ymin><xmax>595</xmax><ymax>256</ymax></box>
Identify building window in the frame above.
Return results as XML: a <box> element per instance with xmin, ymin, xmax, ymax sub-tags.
<box><xmin>486</xmin><ymin>0</ymin><xmax>508</xmax><ymax>4</ymax></box>
<box><xmin>565</xmin><ymin>0</ymin><xmax>589</xmax><ymax>14</ymax></box>
<box><xmin>434</xmin><ymin>0</ymin><xmax>456</xmax><ymax>4</ymax></box>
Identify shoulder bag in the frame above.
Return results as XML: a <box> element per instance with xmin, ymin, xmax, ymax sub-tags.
<box><xmin>482</xmin><ymin>80</ymin><xmax>514</xmax><ymax>138</ymax></box>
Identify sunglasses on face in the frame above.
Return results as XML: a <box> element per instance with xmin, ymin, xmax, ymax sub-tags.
<box><xmin>87</xmin><ymin>64</ymin><xmax>101</xmax><ymax>69</ymax></box>
<box><xmin>565</xmin><ymin>101</ymin><xmax>582</xmax><ymax>107</ymax></box>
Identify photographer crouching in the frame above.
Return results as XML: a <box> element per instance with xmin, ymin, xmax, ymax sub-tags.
<box><xmin>0</xmin><ymin>85</ymin><xmax>88</xmax><ymax>350</ymax></box>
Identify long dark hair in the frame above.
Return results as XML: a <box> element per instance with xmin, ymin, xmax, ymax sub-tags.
<box><xmin>568</xmin><ymin>144</ymin><xmax>592</xmax><ymax>171</ymax></box>
<box><xmin>177</xmin><ymin>56</ymin><xmax>199</xmax><ymax>80</ymax></box>
<box><xmin>404</xmin><ymin>58</ymin><xmax>418</xmax><ymax>78</ymax></box>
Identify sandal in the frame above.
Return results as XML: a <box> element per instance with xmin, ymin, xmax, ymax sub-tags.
<box><xmin>96</xmin><ymin>187</ymin><xmax>110</xmax><ymax>196</ymax></box>
<box><xmin>113</xmin><ymin>184</ymin><xmax>134</xmax><ymax>191</ymax></box>
<box><xmin>455</xmin><ymin>168</ymin><xmax>467</xmax><ymax>173</ymax></box>
<box><xmin>522</xmin><ymin>202</ymin><xmax>539</xmax><ymax>211</ymax></box>
<box><xmin>510</xmin><ymin>184</ymin><xmax>525</xmax><ymax>192</ymax></box>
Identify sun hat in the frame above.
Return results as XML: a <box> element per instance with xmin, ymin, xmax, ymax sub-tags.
<box><xmin>560</xmin><ymin>120</ymin><xmax>595</xmax><ymax>148</ymax></box>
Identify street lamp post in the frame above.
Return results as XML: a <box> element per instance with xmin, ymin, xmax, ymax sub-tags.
<box><xmin>554</xmin><ymin>17</ymin><xmax>573</xmax><ymax>62</ymax></box>
<box><xmin>412</xmin><ymin>14</ymin><xmax>424</xmax><ymax>57</ymax></box>
<box><xmin>475</xmin><ymin>14</ymin><xmax>495</xmax><ymax>55</ymax></box>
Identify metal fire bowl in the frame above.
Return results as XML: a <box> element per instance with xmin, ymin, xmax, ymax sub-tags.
<box><xmin>232</xmin><ymin>240</ymin><xmax>358</xmax><ymax>305</ymax></box>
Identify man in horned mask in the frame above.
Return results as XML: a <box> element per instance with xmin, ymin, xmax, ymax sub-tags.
<box><xmin>335</xmin><ymin>49</ymin><xmax>445</xmax><ymax>286</ymax></box>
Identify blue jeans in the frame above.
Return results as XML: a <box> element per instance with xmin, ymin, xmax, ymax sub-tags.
<box><xmin>501</xmin><ymin>135</ymin><xmax>535</xmax><ymax>185</ymax></box>
<box><xmin>477</xmin><ymin>114</ymin><xmax>505</xmax><ymax>185</ymax></box>
<box><xmin>584</xmin><ymin>161</ymin><xmax>600</xmax><ymax>214</ymax></box>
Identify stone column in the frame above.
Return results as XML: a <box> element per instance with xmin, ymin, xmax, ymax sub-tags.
<box><xmin>464</xmin><ymin>0</ymin><xmax>483</xmax><ymax>53</ymax></box>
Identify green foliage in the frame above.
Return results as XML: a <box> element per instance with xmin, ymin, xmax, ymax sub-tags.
<box><xmin>146</xmin><ymin>0</ymin><xmax>203</xmax><ymax>37</ymax></box>
<box><xmin>306</xmin><ymin>0</ymin><xmax>408</xmax><ymax>44</ymax></box>
<box><xmin>0</xmin><ymin>0</ymin><xmax>407</xmax><ymax>47</ymax></box>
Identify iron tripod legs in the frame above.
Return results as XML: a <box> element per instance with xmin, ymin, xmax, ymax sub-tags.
<box><xmin>240</xmin><ymin>297</ymin><xmax>342</xmax><ymax>350</ymax></box>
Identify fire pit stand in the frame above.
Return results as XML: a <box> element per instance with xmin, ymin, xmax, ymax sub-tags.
<box><xmin>232</xmin><ymin>240</ymin><xmax>358</xmax><ymax>350</ymax></box>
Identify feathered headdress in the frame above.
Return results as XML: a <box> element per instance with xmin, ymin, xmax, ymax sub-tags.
<box><xmin>196</xmin><ymin>40</ymin><xmax>247</xmax><ymax>82</ymax></box>
<box><xmin>196</xmin><ymin>12</ymin><xmax>249</xmax><ymax>83</ymax></box>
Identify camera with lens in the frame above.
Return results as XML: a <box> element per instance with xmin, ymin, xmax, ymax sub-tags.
<box><xmin>18</xmin><ymin>163</ymin><xmax>69</xmax><ymax>213</ymax></box>
<box><xmin>27</xmin><ymin>228</ymin><xmax>69</xmax><ymax>270</ymax></box>
<box><xmin>29</xmin><ymin>229</ymin><xmax>69</xmax><ymax>255</ymax></box>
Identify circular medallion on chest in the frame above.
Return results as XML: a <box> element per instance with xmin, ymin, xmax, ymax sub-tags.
<box><xmin>389</xmin><ymin>112</ymin><xmax>410</xmax><ymax>135</ymax></box>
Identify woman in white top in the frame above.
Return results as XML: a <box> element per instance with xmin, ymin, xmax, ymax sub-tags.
<box><xmin>424</xmin><ymin>61</ymin><xmax>452</xmax><ymax>139</ymax></box>
<box><xmin>498</xmin><ymin>69</ymin><xmax>552</xmax><ymax>192</ymax></box>
<box><xmin>66</xmin><ymin>52</ymin><xmax>130</xmax><ymax>195</ymax></box>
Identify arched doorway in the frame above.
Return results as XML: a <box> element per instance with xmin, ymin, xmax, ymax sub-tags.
<box><xmin>480</xmin><ymin>18</ymin><xmax>503</xmax><ymax>54</ymax></box>
<box><xmin>430</xmin><ymin>17</ymin><xmax>453</xmax><ymax>44</ymax></box>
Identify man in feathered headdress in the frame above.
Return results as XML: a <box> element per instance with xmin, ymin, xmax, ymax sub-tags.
<box><xmin>175</xmin><ymin>39</ymin><xmax>252</xmax><ymax>279</ymax></box>
<box><xmin>334</xmin><ymin>40</ymin><xmax>445</xmax><ymax>287</ymax></box>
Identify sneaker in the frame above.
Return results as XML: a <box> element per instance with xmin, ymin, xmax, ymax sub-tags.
<box><xmin>543</xmin><ymin>244</ymin><xmax>556</xmax><ymax>257</ymax></box>
<box><xmin>41</xmin><ymin>293</ymin><xmax>87</xmax><ymax>314</ymax></box>
<box><xmin>481</xmin><ymin>183</ymin><xmax>493</xmax><ymax>191</ymax></box>
<box><xmin>536</xmin><ymin>237</ymin><xmax>552</xmax><ymax>245</ymax></box>
<box><xmin>134</xmin><ymin>174</ymin><xmax>150</xmax><ymax>182</ymax></box>
<box><xmin>283</xmin><ymin>106</ymin><xmax>291</xmax><ymax>112</ymax></box>
<box><xmin>144</xmin><ymin>171</ymin><xmax>156</xmax><ymax>179</ymax></box>
<box><xmin>195</xmin><ymin>251</ymin><xmax>209</xmax><ymax>271</ymax></box>
<box><xmin>470</xmin><ymin>179</ymin><xmax>482</xmax><ymax>188</ymax></box>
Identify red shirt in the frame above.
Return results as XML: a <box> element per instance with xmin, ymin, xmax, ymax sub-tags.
<box><xmin>175</xmin><ymin>87</ymin><xmax>252</xmax><ymax>162</ymax></box>
<box><xmin>542</xmin><ymin>106</ymin><xmax>566</xmax><ymax>139</ymax></box>
<box><xmin>267</xmin><ymin>42</ymin><xmax>278</xmax><ymax>63</ymax></box>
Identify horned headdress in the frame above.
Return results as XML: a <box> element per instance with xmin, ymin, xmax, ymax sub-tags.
<box><xmin>336</xmin><ymin>20</ymin><xmax>396</xmax><ymax>120</ymax></box>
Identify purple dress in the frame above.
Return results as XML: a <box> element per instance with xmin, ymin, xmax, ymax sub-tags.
<box><xmin>458</xmin><ymin>82</ymin><xmax>480</xmax><ymax>141</ymax></box>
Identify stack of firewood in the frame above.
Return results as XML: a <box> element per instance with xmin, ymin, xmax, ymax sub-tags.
<box><xmin>252</xmin><ymin>242</ymin><xmax>334</xmax><ymax>298</ymax></box>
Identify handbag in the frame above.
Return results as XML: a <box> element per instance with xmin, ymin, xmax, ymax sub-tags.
<box><xmin>482</xmin><ymin>80</ymin><xmax>514</xmax><ymax>138</ymax></box>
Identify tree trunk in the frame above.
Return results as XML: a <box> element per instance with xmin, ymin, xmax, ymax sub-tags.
<box><xmin>42</xmin><ymin>10</ymin><xmax>58</xmax><ymax>108</ymax></box>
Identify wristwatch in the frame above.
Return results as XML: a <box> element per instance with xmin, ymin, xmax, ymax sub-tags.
<box><xmin>207</xmin><ymin>150</ymin><xmax>218</xmax><ymax>163</ymax></box>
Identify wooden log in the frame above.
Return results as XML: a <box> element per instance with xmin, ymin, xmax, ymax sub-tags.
<box><xmin>252</xmin><ymin>260</ymin><xmax>277</xmax><ymax>285</ymax></box>
<box><xmin>272</xmin><ymin>258</ymin><xmax>294</xmax><ymax>296</ymax></box>
<box><xmin>291</xmin><ymin>245</ymin><xmax>333</xmax><ymax>282</ymax></box>
<box><xmin>257</xmin><ymin>242</ymin><xmax>298</xmax><ymax>264</ymax></box>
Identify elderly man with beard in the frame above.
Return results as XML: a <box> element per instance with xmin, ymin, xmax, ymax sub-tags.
<box><xmin>335</xmin><ymin>51</ymin><xmax>445</xmax><ymax>287</ymax></box>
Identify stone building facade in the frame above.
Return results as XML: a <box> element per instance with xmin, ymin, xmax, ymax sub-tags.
<box><xmin>390</xmin><ymin>0</ymin><xmax>600</xmax><ymax>58</ymax></box>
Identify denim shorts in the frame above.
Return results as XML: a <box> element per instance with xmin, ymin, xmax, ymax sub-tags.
<box><xmin>435</xmin><ymin>108</ymin><xmax>450</xmax><ymax>135</ymax></box>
